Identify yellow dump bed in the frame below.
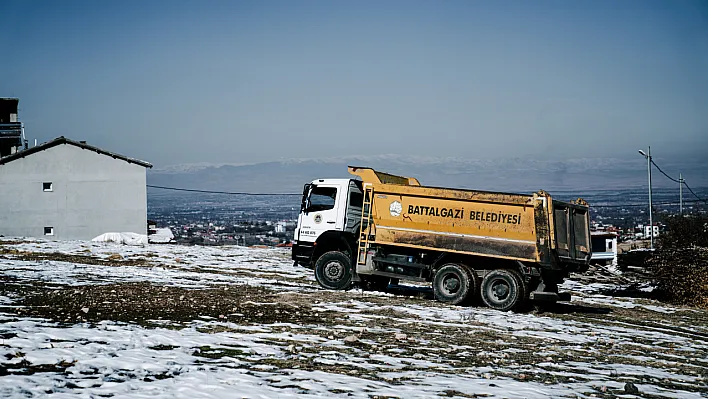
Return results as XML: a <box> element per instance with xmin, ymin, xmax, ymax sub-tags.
<box><xmin>350</xmin><ymin>166</ymin><xmax>590</xmax><ymax>266</ymax></box>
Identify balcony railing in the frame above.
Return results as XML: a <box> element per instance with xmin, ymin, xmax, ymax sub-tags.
<box><xmin>0</xmin><ymin>122</ymin><xmax>22</xmax><ymax>136</ymax></box>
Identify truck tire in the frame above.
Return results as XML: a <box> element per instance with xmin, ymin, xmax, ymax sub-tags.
<box><xmin>433</xmin><ymin>263</ymin><xmax>474</xmax><ymax>305</ymax></box>
<box><xmin>314</xmin><ymin>251</ymin><xmax>352</xmax><ymax>290</ymax></box>
<box><xmin>480</xmin><ymin>269</ymin><xmax>524</xmax><ymax>311</ymax></box>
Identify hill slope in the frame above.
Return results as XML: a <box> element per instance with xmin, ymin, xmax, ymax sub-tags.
<box><xmin>1</xmin><ymin>238</ymin><xmax>707</xmax><ymax>398</ymax></box>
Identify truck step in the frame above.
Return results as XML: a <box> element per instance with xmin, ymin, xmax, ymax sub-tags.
<box><xmin>367</xmin><ymin>270</ymin><xmax>427</xmax><ymax>282</ymax></box>
<box><xmin>529</xmin><ymin>291</ymin><xmax>572</xmax><ymax>302</ymax></box>
<box><xmin>372</xmin><ymin>257</ymin><xmax>428</xmax><ymax>269</ymax></box>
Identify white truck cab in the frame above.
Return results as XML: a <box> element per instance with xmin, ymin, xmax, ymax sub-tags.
<box><xmin>292</xmin><ymin>178</ymin><xmax>363</xmax><ymax>267</ymax></box>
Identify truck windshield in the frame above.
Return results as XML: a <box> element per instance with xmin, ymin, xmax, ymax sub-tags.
<box><xmin>306</xmin><ymin>186</ymin><xmax>337</xmax><ymax>213</ymax></box>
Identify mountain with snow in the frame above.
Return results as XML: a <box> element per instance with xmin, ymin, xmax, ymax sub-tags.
<box><xmin>148</xmin><ymin>155</ymin><xmax>708</xmax><ymax>194</ymax></box>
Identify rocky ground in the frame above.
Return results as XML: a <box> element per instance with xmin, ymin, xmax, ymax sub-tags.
<box><xmin>0</xmin><ymin>238</ymin><xmax>706</xmax><ymax>398</ymax></box>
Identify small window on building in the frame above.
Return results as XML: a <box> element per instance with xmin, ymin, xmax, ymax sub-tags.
<box><xmin>43</xmin><ymin>182</ymin><xmax>53</xmax><ymax>192</ymax></box>
<box><xmin>607</xmin><ymin>241</ymin><xmax>613</xmax><ymax>250</ymax></box>
<box><xmin>44</xmin><ymin>227</ymin><xmax>54</xmax><ymax>236</ymax></box>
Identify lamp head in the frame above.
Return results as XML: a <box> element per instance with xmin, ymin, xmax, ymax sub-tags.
<box><xmin>638</xmin><ymin>150</ymin><xmax>648</xmax><ymax>157</ymax></box>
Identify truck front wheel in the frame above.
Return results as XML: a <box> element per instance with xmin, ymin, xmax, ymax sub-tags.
<box><xmin>314</xmin><ymin>251</ymin><xmax>352</xmax><ymax>290</ymax></box>
<box><xmin>480</xmin><ymin>269</ymin><xmax>524</xmax><ymax>311</ymax></box>
<box><xmin>433</xmin><ymin>263</ymin><xmax>475</xmax><ymax>305</ymax></box>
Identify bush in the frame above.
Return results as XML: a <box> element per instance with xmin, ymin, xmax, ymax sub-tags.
<box><xmin>648</xmin><ymin>215</ymin><xmax>708</xmax><ymax>308</ymax></box>
<box><xmin>656</xmin><ymin>214</ymin><xmax>708</xmax><ymax>249</ymax></box>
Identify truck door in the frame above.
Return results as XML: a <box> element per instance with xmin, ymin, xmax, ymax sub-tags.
<box><xmin>553</xmin><ymin>203</ymin><xmax>591</xmax><ymax>263</ymax></box>
<box><xmin>344</xmin><ymin>180</ymin><xmax>363</xmax><ymax>234</ymax></box>
<box><xmin>571</xmin><ymin>207</ymin><xmax>591</xmax><ymax>260</ymax></box>
<box><xmin>299</xmin><ymin>184</ymin><xmax>342</xmax><ymax>243</ymax></box>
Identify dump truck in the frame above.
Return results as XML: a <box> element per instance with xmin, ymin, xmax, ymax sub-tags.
<box><xmin>292</xmin><ymin>167</ymin><xmax>591</xmax><ymax>311</ymax></box>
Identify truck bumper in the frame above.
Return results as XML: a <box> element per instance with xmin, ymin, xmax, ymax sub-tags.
<box><xmin>292</xmin><ymin>241</ymin><xmax>315</xmax><ymax>266</ymax></box>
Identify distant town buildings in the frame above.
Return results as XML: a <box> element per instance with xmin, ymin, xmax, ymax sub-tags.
<box><xmin>159</xmin><ymin>219</ymin><xmax>296</xmax><ymax>246</ymax></box>
<box><xmin>588</xmin><ymin>218</ymin><xmax>670</xmax><ymax>268</ymax></box>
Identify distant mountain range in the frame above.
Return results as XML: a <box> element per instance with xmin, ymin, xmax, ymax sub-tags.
<box><xmin>147</xmin><ymin>155</ymin><xmax>708</xmax><ymax>195</ymax></box>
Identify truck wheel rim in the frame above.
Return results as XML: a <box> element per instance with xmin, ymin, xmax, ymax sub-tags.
<box><xmin>442</xmin><ymin>274</ymin><xmax>460</xmax><ymax>295</ymax></box>
<box><xmin>324</xmin><ymin>261</ymin><xmax>345</xmax><ymax>281</ymax></box>
<box><xmin>490</xmin><ymin>279</ymin><xmax>510</xmax><ymax>301</ymax></box>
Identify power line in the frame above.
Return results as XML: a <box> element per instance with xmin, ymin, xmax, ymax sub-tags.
<box><xmin>649</xmin><ymin>158</ymin><xmax>708</xmax><ymax>204</ymax></box>
<box><xmin>683</xmin><ymin>182</ymin><xmax>708</xmax><ymax>205</ymax></box>
<box><xmin>650</xmin><ymin>159</ymin><xmax>681</xmax><ymax>183</ymax></box>
<box><xmin>147</xmin><ymin>184</ymin><xmax>300</xmax><ymax>196</ymax></box>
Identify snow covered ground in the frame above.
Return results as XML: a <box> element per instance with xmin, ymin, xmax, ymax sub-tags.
<box><xmin>1</xmin><ymin>238</ymin><xmax>706</xmax><ymax>398</ymax></box>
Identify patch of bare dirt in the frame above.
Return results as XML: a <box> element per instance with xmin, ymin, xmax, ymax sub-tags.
<box><xmin>0</xmin><ymin>248</ymin><xmax>153</xmax><ymax>267</ymax></box>
<box><xmin>3</xmin><ymin>279</ymin><xmax>332</xmax><ymax>326</ymax></box>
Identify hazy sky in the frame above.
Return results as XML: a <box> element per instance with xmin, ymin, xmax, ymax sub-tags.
<box><xmin>1</xmin><ymin>0</ymin><xmax>707</xmax><ymax>167</ymax></box>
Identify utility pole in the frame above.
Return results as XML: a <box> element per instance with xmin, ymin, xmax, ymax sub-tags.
<box><xmin>638</xmin><ymin>147</ymin><xmax>653</xmax><ymax>249</ymax></box>
<box><xmin>679</xmin><ymin>173</ymin><xmax>683</xmax><ymax>215</ymax></box>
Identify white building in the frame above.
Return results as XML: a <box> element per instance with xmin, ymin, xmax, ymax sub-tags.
<box><xmin>0</xmin><ymin>137</ymin><xmax>152</xmax><ymax>240</ymax></box>
<box><xmin>275</xmin><ymin>222</ymin><xmax>286</xmax><ymax>233</ymax></box>
<box><xmin>591</xmin><ymin>231</ymin><xmax>618</xmax><ymax>267</ymax></box>
<box><xmin>644</xmin><ymin>225</ymin><xmax>660</xmax><ymax>239</ymax></box>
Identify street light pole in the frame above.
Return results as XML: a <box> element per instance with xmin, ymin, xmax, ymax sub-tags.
<box><xmin>638</xmin><ymin>147</ymin><xmax>653</xmax><ymax>249</ymax></box>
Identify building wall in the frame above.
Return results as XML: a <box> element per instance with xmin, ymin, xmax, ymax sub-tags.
<box><xmin>606</xmin><ymin>236</ymin><xmax>618</xmax><ymax>266</ymax></box>
<box><xmin>0</xmin><ymin>144</ymin><xmax>147</xmax><ymax>240</ymax></box>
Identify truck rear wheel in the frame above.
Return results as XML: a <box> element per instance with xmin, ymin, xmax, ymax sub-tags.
<box><xmin>314</xmin><ymin>251</ymin><xmax>352</xmax><ymax>290</ymax></box>
<box><xmin>480</xmin><ymin>269</ymin><xmax>524</xmax><ymax>311</ymax></box>
<box><xmin>433</xmin><ymin>263</ymin><xmax>475</xmax><ymax>305</ymax></box>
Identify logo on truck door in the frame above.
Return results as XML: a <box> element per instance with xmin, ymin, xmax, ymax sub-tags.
<box><xmin>389</xmin><ymin>201</ymin><xmax>402</xmax><ymax>217</ymax></box>
<box><xmin>314</xmin><ymin>214</ymin><xmax>323</xmax><ymax>224</ymax></box>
